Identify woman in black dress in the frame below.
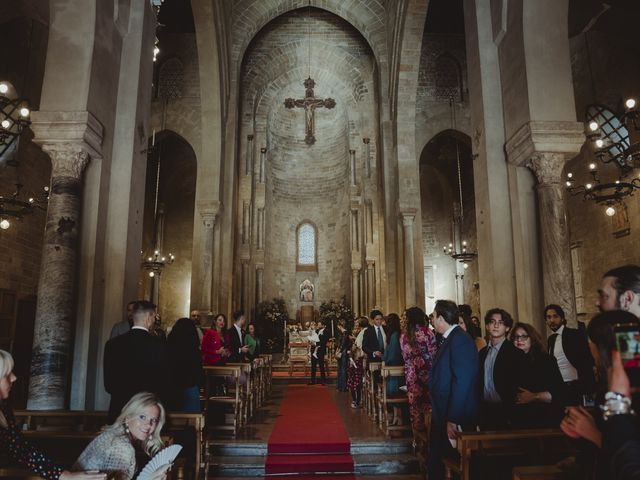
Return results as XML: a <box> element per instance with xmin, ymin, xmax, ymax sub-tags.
<box><xmin>509</xmin><ymin>322</ymin><xmax>566</xmax><ymax>428</ymax></box>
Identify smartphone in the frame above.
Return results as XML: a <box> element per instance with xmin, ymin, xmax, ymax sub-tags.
<box><xmin>613</xmin><ymin>322</ymin><xmax>640</xmax><ymax>390</ymax></box>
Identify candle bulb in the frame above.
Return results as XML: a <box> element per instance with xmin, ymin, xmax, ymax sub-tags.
<box><xmin>152</xmin><ymin>129</ymin><xmax>156</xmax><ymax>146</ymax></box>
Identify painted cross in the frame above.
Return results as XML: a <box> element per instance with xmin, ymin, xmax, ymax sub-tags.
<box><xmin>284</xmin><ymin>77</ymin><xmax>336</xmax><ymax>145</ymax></box>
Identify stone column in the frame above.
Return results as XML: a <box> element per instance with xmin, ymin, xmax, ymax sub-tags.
<box><xmin>349</xmin><ymin>149</ymin><xmax>356</xmax><ymax>186</ymax></box>
<box><xmin>255</xmin><ymin>265</ymin><xmax>264</xmax><ymax>305</ymax></box>
<box><xmin>401</xmin><ymin>211</ymin><xmax>417</xmax><ymax>308</ymax></box>
<box><xmin>528</xmin><ymin>152</ymin><xmax>577</xmax><ymax>322</ymax></box>
<box><xmin>27</xmin><ymin>144</ymin><xmax>90</xmax><ymax>409</ymax></box>
<box><xmin>245</xmin><ymin>134</ymin><xmax>253</xmax><ymax>176</ymax></box>
<box><xmin>259</xmin><ymin>147</ymin><xmax>266</xmax><ymax>184</ymax></box>
<box><xmin>366</xmin><ymin>259</ymin><xmax>376</xmax><ymax>311</ymax></box>
<box><xmin>505</xmin><ymin>121</ymin><xmax>584</xmax><ymax>326</ymax></box>
<box><xmin>351</xmin><ymin>266</ymin><xmax>360</xmax><ymax>316</ymax></box>
<box><xmin>198</xmin><ymin>209</ymin><xmax>217</xmax><ymax>313</ymax></box>
<box><xmin>241</xmin><ymin>260</ymin><xmax>249</xmax><ymax>314</ymax></box>
<box><xmin>363</xmin><ymin>137</ymin><xmax>371</xmax><ymax>178</ymax></box>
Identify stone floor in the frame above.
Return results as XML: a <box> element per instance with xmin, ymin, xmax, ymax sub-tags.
<box><xmin>208</xmin><ymin>384</ymin><xmax>422</xmax><ymax>478</ymax></box>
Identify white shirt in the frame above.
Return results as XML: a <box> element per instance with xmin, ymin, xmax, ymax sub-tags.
<box><xmin>442</xmin><ymin>323</ymin><xmax>458</xmax><ymax>339</ymax></box>
<box><xmin>131</xmin><ymin>326</ymin><xmax>148</xmax><ymax>332</ymax></box>
<box><xmin>553</xmin><ymin>325</ymin><xmax>579</xmax><ymax>382</ymax></box>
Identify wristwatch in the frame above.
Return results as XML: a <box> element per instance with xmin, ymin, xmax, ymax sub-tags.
<box><xmin>601</xmin><ymin>391</ymin><xmax>635</xmax><ymax>420</ymax></box>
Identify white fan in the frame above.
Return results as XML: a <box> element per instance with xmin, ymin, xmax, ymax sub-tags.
<box><xmin>137</xmin><ymin>444</ymin><xmax>183</xmax><ymax>480</ymax></box>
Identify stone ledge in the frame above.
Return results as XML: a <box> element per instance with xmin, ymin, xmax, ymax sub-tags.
<box><xmin>30</xmin><ymin>110</ymin><xmax>104</xmax><ymax>159</ymax></box>
<box><xmin>505</xmin><ymin>120</ymin><xmax>585</xmax><ymax>167</ymax></box>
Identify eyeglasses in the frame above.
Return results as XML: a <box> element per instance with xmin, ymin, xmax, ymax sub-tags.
<box><xmin>513</xmin><ymin>334</ymin><xmax>530</xmax><ymax>341</ymax></box>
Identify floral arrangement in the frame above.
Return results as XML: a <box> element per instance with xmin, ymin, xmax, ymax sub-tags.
<box><xmin>319</xmin><ymin>296</ymin><xmax>354</xmax><ymax>332</ymax></box>
<box><xmin>254</xmin><ymin>297</ymin><xmax>290</xmax><ymax>353</ymax></box>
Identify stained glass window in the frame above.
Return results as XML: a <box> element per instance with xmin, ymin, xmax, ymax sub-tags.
<box><xmin>297</xmin><ymin>223</ymin><xmax>316</xmax><ymax>266</ymax></box>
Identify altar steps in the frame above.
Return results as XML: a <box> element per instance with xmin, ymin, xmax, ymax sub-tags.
<box><xmin>208</xmin><ymin>440</ymin><xmax>420</xmax><ymax>477</ymax></box>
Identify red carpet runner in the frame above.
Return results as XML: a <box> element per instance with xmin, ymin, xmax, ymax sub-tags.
<box><xmin>265</xmin><ymin>385</ymin><xmax>355</xmax><ymax>478</ymax></box>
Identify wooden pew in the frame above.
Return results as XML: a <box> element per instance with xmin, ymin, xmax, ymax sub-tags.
<box><xmin>443</xmin><ymin>429</ymin><xmax>569</xmax><ymax>480</ymax></box>
<box><xmin>364</xmin><ymin>361</ymin><xmax>381</xmax><ymax>421</ymax></box>
<box><xmin>378</xmin><ymin>365</ymin><xmax>410</xmax><ymax>436</ymax></box>
<box><xmin>3</xmin><ymin>410</ymin><xmax>206</xmax><ymax>480</ymax></box>
<box><xmin>259</xmin><ymin>354</ymin><xmax>273</xmax><ymax>394</ymax></box>
<box><xmin>226</xmin><ymin>362</ymin><xmax>253</xmax><ymax>425</ymax></box>
<box><xmin>203</xmin><ymin>364</ymin><xmax>242</xmax><ymax>437</ymax></box>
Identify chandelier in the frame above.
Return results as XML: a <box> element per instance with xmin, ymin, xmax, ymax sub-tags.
<box><xmin>141</xmin><ymin>248</ymin><xmax>175</xmax><ymax>278</ymax></box>
<box><xmin>442</xmin><ymin>98</ymin><xmax>477</xmax><ymax>268</ymax></box>
<box><xmin>0</xmin><ymin>183</ymin><xmax>49</xmax><ymax>230</ymax></box>
<box><xmin>1</xmin><ymin>82</ymin><xmax>31</xmax><ymax>163</ymax></box>
<box><xmin>566</xmin><ymin>98</ymin><xmax>640</xmax><ymax>216</ymax></box>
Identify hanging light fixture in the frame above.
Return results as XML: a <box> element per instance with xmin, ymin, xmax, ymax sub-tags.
<box><xmin>442</xmin><ymin>97</ymin><xmax>477</xmax><ymax>268</ymax></box>
<box><xmin>566</xmin><ymin>98</ymin><xmax>640</xmax><ymax>215</ymax></box>
<box><xmin>141</xmin><ymin>131</ymin><xmax>175</xmax><ymax>278</ymax></box>
<box><xmin>0</xmin><ymin>81</ymin><xmax>31</xmax><ymax>163</ymax></box>
<box><xmin>0</xmin><ymin>183</ymin><xmax>49</xmax><ymax>230</ymax></box>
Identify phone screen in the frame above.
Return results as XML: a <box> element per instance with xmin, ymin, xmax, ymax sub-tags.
<box><xmin>614</xmin><ymin>323</ymin><xmax>640</xmax><ymax>390</ymax></box>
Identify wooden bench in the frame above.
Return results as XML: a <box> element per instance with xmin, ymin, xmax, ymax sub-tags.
<box><xmin>364</xmin><ymin>361</ymin><xmax>381</xmax><ymax>421</ymax></box>
<box><xmin>204</xmin><ymin>365</ymin><xmax>242</xmax><ymax>437</ymax></box>
<box><xmin>512</xmin><ymin>465</ymin><xmax>563</xmax><ymax>480</ymax></box>
<box><xmin>378</xmin><ymin>365</ymin><xmax>410</xmax><ymax>436</ymax></box>
<box><xmin>226</xmin><ymin>362</ymin><xmax>253</xmax><ymax>425</ymax></box>
<box><xmin>444</xmin><ymin>429</ymin><xmax>569</xmax><ymax>480</ymax></box>
<box><xmin>3</xmin><ymin>410</ymin><xmax>206</xmax><ymax>480</ymax></box>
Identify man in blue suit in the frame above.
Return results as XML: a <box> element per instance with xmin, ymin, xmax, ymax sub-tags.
<box><xmin>428</xmin><ymin>300</ymin><xmax>480</xmax><ymax>480</ymax></box>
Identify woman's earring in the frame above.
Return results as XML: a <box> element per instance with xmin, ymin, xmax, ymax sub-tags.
<box><xmin>123</xmin><ymin>421</ymin><xmax>130</xmax><ymax>435</ymax></box>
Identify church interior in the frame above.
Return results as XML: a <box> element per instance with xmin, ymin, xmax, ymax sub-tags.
<box><xmin>1</xmin><ymin>0</ymin><xmax>640</xmax><ymax>479</ymax></box>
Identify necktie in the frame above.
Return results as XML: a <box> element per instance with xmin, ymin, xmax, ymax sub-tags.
<box><xmin>377</xmin><ymin>327</ymin><xmax>385</xmax><ymax>352</ymax></box>
<box><xmin>548</xmin><ymin>333</ymin><xmax>558</xmax><ymax>354</ymax></box>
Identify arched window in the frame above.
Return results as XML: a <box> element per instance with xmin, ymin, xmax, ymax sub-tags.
<box><xmin>433</xmin><ymin>53</ymin><xmax>463</xmax><ymax>101</ymax></box>
<box><xmin>297</xmin><ymin>222</ymin><xmax>317</xmax><ymax>271</ymax></box>
<box><xmin>585</xmin><ymin>104</ymin><xmax>630</xmax><ymax>169</ymax></box>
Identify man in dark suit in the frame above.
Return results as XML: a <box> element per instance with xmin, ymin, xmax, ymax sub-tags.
<box><xmin>309</xmin><ymin>322</ymin><xmax>330</xmax><ymax>385</ymax></box>
<box><xmin>428</xmin><ymin>300</ymin><xmax>479</xmax><ymax>480</ymax></box>
<box><xmin>227</xmin><ymin>310</ymin><xmax>249</xmax><ymax>363</ymax></box>
<box><xmin>545</xmin><ymin>304</ymin><xmax>595</xmax><ymax>405</ymax></box>
<box><xmin>362</xmin><ymin>309</ymin><xmax>386</xmax><ymax>362</ymax></box>
<box><xmin>104</xmin><ymin>300</ymin><xmax>167</xmax><ymax>422</ymax></box>
<box><xmin>478</xmin><ymin>308</ymin><xmax>524</xmax><ymax>430</ymax></box>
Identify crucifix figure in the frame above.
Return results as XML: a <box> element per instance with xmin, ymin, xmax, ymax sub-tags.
<box><xmin>284</xmin><ymin>77</ymin><xmax>336</xmax><ymax>145</ymax></box>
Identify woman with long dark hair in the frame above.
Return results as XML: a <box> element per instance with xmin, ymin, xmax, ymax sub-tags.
<box><xmin>400</xmin><ymin>307</ymin><xmax>437</xmax><ymax>432</ymax></box>
<box><xmin>509</xmin><ymin>322</ymin><xmax>566</xmax><ymax>428</ymax></box>
<box><xmin>167</xmin><ymin>317</ymin><xmax>203</xmax><ymax>412</ymax></box>
<box><xmin>202</xmin><ymin>314</ymin><xmax>230</xmax><ymax>366</ymax></box>
<box><xmin>382</xmin><ymin>313</ymin><xmax>404</xmax><ymax>424</ymax></box>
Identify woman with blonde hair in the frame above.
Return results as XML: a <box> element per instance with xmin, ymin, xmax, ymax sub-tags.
<box><xmin>73</xmin><ymin>392</ymin><xmax>166</xmax><ymax>479</ymax></box>
<box><xmin>0</xmin><ymin>350</ymin><xmax>105</xmax><ymax>480</ymax></box>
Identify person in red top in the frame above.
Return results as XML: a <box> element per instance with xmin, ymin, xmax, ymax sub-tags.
<box><xmin>202</xmin><ymin>313</ymin><xmax>230</xmax><ymax>366</ymax></box>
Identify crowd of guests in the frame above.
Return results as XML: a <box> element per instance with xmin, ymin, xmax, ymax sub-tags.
<box><xmin>1</xmin><ymin>264</ymin><xmax>639</xmax><ymax>480</ymax></box>
<box><xmin>330</xmin><ymin>264</ymin><xmax>640</xmax><ymax>480</ymax></box>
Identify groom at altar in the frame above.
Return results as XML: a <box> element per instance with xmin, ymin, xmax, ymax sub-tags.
<box><xmin>308</xmin><ymin>321</ymin><xmax>330</xmax><ymax>385</ymax></box>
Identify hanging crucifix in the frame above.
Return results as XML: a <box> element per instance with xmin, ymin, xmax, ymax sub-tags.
<box><xmin>284</xmin><ymin>77</ymin><xmax>336</xmax><ymax>145</ymax></box>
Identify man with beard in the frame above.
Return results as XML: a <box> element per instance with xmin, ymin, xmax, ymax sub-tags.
<box><xmin>597</xmin><ymin>265</ymin><xmax>640</xmax><ymax>318</ymax></box>
<box><xmin>546</xmin><ymin>304</ymin><xmax>595</xmax><ymax>405</ymax></box>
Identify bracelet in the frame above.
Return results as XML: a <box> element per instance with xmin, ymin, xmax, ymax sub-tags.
<box><xmin>601</xmin><ymin>391</ymin><xmax>635</xmax><ymax>420</ymax></box>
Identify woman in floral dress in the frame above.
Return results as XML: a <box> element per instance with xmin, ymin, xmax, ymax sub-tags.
<box><xmin>399</xmin><ymin>307</ymin><xmax>437</xmax><ymax>432</ymax></box>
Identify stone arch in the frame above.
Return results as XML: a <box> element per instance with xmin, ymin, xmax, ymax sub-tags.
<box><xmin>140</xmin><ymin>129</ymin><xmax>197</xmax><ymax>323</ymax></box>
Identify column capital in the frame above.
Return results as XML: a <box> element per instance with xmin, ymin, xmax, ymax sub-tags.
<box><xmin>505</xmin><ymin>120</ymin><xmax>584</xmax><ymax>168</ymax></box>
<box><xmin>362</xmin><ymin>137</ymin><xmax>370</xmax><ymax>145</ymax></box>
<box><xmin>400</xmin><ymin>209</ymin><xmax>417</xmax><ymax>226</ymax></box>
<box><xmin>527</xmin><ymin>152</ymin><xmax>567</xmax><ymax>185</ymax></box>
<box><xmin>247</xmin><ymin>134</ymin><xmax>254</xmax><ymax>141</ymax></box>
<box><xmin>42</xmin><ymin>144</ymin><xmax>90</xmax><ymax>179</ymax></box>
<box><xmin>366</xmin><ymin>258</ymin><xmax>375</xmax><ymax>268</ymax></box>
<box><xmin>30</xmin><ymin>110</ymin><xmax>104</xmax><ymax>160</ymax></box>
<box><xmin>260</xmin><ymin>147</ymin><xmax>267</xmax><ymax>154</ymax></box>
<box><xmin>351</xmin><ymin>264</ymin><xmax>361</xmax><ymax>272</ymax></box>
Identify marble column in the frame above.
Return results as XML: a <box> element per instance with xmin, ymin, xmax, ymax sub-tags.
<box><xmin>198</xmin><ymin>209</ymin><xmax>217</xmax><ymax>314</ymax></box>
<box><xmin>401</xmin><ymin>211</ymin><xmax>417</xmax><ymax>308</ymax></box>
<box><xmin>527</xmin><ymin>152</ymin><xmax>577</xmax><ymax>323</ymax></box>
<box><xmin>28</xmin><ymin>143</ymin><xmax>90</xmax><ymax>409</ymax></box>
<box><xmin>366</xmin><ymin>259</ymin><xmax>376</xmax><ymax>311</ymax></box>
<box><xmin>351</xmin><ymin>267</ymin><xmax>360</xmax><ymax>316</ymax></box>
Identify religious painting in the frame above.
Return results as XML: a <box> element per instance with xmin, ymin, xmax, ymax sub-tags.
<box><xmin>299</xmin><ymin>279</ymin><xmax>314</xmax><ymax>302</ymax></box>
<box><xmin>612</xmin><ymin>201</ymin><xmax>630</xmax><ymax>238</ymax></box>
